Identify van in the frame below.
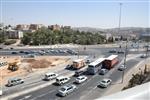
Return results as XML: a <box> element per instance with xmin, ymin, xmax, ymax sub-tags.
<box><xmin>44</xmin><ymin>72</ymin><xmax>58</xmax><ymax>81</ymax></box>
<box><xmin>56</xmin><ymin>76</ymin><xmax>70</xmax><ymax>85</ymax></box>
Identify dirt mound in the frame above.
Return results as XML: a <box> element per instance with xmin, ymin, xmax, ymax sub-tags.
<box><xmin>30</xmin><ymin>59</ymin><xmax>52</xmax><ymax>68</ymax></box>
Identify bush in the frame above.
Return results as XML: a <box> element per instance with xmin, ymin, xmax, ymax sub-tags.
<box><xmin>4</xmin><ymin>40</ymin><xmax>16</xmax><ymax>45</ymax></box>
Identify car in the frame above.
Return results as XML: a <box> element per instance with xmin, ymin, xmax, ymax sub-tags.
<box><xmin>38</xmin><ymin>51</ymin><xmax>46</xmax><ymax>55</ymax></box>
<box><xmin>7</xmin><ymin>78</ymin><xmax>24</xmax><ymax>87</ymax></box>
<box><xmin>118</xmin><ymin>64</ymin><xmax>127</xmax><ymax>71</ymax></box>
<box><xmin>0</xmin><ymin>61</ymin><xmax>8</xmax><ymax>67</ymax></box>
<box><xmin>65</xmin><ymin>65</ymin><xmax>73</xmax><ymax>70</ymax></box>
<box><xmin>117</xmin><ymin>50</ymin><xmax>125</xmax><ymax>54</ymax></box>
<box><xmin>67</xmin><ymin>49</ymin><xmax>78</xmax><ymax>55</ymax></box>
<box><xmin>74</xmin><ymin>70</ymin><xmax>84</xmax><ymax>77</ymax></box>
<box><xmin>44</xmin><ymin>72</ymin><xmax>58</xmax><ymax>81</ymax></box>
<box><xmin>26</xmin><ymin>54</ymin><xmax>36</xmax><ymax>58</ymax></box>
<box><xmin>56</xmin><ymin>76</ymin><xmax>70</xmax><ymax>85</ymax></box>
<box><xmin>11</xmin><ymin>52</ymin><xmax>17</xmax><ymax>54</ymax></box>
<box><xmin>99</xmin><ymin>68</ymin><xmax>108</xmax><ymax>75</ymax></box>
<box><xmin>85</xmin><ymin>59</ymin><xmax>91</xmax><ymax>64</ymax></box>
<box><xmin>98</xmin><ymin>78</ymin><xmax>112</xmax><ymax>88</ymax></box>
<box><xmin>109</xmin><ymin>49</ymin><xmax>117</xmax><ymax>53</ymax></box>
<box><xmin>58</xmin><ymin>84</ymin><xmax>77</xmax><ymax>97</ymax></box>
<box><xmin>0</xmin><ymin>90</ymin><xmax>2</xmax><ymax>96</ymax></box>
<box><xmin>75</xmin><ymin>75</ymin><xmax>87</xmax><ymax>84</ymax></box>
<box><xmin>58</xmin><ymin>50</ymin><xmax>66</xmax><ymax>53</ymax></box>
<box><xmin>140</xmin><ymin>54</ymin><xmax>147</xmax><ymax>58</ymax></box>
<box><xmin>19</xmin><ymin>51</ymin><xmax>25</xmax><ymax>53</ymax></box>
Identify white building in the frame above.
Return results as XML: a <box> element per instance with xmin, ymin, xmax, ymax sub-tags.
<box><xmin>6</xmin><ymin>30</ymin><xmax>23</xmax><ymax>39</ymax></box>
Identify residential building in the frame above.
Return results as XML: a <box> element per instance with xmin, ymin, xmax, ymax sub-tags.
<box><xmin>29</xmin><ymin>24</ymin><xmax>43</xmax><ymax>31</ymax></box>
<box><xmin>48</xmin><ymin>24</ymin><xmax>60</xmax><ymax>31</ymax></box>
<box><xmin>16</xmin><ymin>24</ymin><xmax>29</xmax><ymax>30</ymax></box>
<box><xmin>6</xmin><ymin>30</ymin><xmax>23</xmax><ymax>39</ymax></box>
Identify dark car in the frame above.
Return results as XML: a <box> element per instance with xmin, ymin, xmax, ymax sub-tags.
<box><xmin>24</xmin><ymin>51</ymin><xmax>30</xmax><ymax>54</ymax></box>
<box><xmin>99</xmin><ymin>68</ymin><xmax>108</xmax><ymax>75</ymax></box>
<box><xmin>19</xmin><ymin>51</ymin><xmax>25</xmax><ymax>53</ymax></box>
<box><xmin>74</xmin><ymin>70</ymin><xmax>84</xmax><ymax>77</ymax></box>
<box><xmin>85</xmin><ymin>59</ymin><xmax>91</xmax><ymax>64</ymax></box>
<box><xmin>11</xmin><ymin>52</ymin><xmax>17</xmax><ymax>54</ymax></box>
<box><xmin>109</xmin><ymin>49</ymin><xmax>117</xmax><ymax>53</ymax></box>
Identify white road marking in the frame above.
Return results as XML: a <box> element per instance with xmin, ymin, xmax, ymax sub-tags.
<box><xmin>30</xmin><ymin>90</ymin><xmax>56</xmax><ymax>100</ymax></box>
<box><xmin>24</xmin><ymin>95</ymin><xmax>32</xmax><ymax>99</ymax></box>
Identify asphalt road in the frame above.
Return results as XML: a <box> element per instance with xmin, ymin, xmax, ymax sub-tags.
<box><xmin>0</xmin><ymin>45</ymin><xmax>147</xmax><ymax>100</ymax></box>
<box><xmin>10</xmin><ymin>55</ymin><xmax>142</xmax><ymax>100</ymax></box>
<box><xmin>0</xmin><ymin>46</ymin><xmax>146</xmax><ymax>56</ymax></box>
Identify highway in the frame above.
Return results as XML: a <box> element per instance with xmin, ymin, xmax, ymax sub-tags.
<box><xmin>10</xmin><ymin>55</ymin><xmax>142</xmax><ymax>100</ymax></box>
<box><xmin>0</xmin><ymin>44</ymin><xmax>148</xmax><ymax>100</ymax></box>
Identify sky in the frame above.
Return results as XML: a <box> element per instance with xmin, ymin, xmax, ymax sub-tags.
<box><xmin>0</xmin><ymin>0</ymin><xmax>149</xmax><ymax>28</ymax></box>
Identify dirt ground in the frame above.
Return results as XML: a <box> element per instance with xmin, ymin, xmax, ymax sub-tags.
<box><xmin>0</xmin><ymin>56</ymin><xmax>70</xmax><ymax>85</ymax></box>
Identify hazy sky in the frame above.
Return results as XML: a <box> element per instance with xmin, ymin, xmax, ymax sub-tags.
<box><xmin>0</xmin><ymin>0</ymin><xmax>149</xmax><ymax>28</ymax></box>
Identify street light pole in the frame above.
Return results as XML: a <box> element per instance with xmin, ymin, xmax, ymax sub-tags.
<box><xmin>121</xmin><ymin>40</ymin><xmax>128</xmax><ymax>83</ymax></box>
<box><xmin>118</xmin><ymin>3</ymin><xmax>122</xmax><ymax>41</ymax></box>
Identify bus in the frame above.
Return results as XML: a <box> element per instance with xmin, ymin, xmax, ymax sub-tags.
<box><xmin>87</xmin><ymin>58</ymin><xmax>105</xmax><ymax>75</ymax></box>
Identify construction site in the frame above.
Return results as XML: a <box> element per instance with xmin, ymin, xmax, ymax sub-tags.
<box><xmin>0</xmin><ymin>56</ymin><xmax>71</xmax><ymax>85</ymax></box>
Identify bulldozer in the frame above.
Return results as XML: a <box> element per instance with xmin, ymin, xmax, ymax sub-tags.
<box><xmin>8</xmin><ymin>62</ymin><xmax>19</xmax><ymax>71</ymax></box>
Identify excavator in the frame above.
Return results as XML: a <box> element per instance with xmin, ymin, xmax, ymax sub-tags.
<box><xmin>8</xmin><ymin>62</ymin><xmax>19</xmax><ymax>71</ymax></box>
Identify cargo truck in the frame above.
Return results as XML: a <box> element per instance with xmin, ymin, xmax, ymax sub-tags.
<box><xmin>102</xmin><ymin>55</ymin><xmax>119</xmax><ymax>69</ymax></box>
<box><xmin>72</xmin><ymin>59</ymin><xmax>85</xmax><ymax>70</ymax></box>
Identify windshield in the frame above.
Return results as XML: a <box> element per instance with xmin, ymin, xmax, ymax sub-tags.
<box><xmin>60</xmin><ymin>88</ymin><xmax>66</xmax><ymax>91</ymax></box>
<box><xmin>101</xmin><ymin>80</ymin><xmax>106</xmax><ymax>83</ymax></box>
<box><xmin>88</xmin><ymin>65</ymin><xmax>94</xmax><ymax>68</ymax></box>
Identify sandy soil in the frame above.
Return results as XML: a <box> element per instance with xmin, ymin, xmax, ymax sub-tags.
<box><xmin>0</xmin><ymin>56</ymin><xmax>70</xmax><ymax>85</ymax></box>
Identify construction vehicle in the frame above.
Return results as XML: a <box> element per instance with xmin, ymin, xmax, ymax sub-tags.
<box><xmin>8</xmin><ymin>62</ymin><xmax>19</xmax><ymax>71</ymax></box>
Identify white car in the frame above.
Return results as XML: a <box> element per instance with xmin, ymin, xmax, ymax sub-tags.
<box><xmin>58</xmin><ymin>84</ymin><xmax>77</xmax><ymax>97</ymax></box>
<box><xmin>118</xmin><ymin>64</ymin><xmax>127</xmax><ymax>71</ymax></box>
<box><xmin>0</xmin><ymin>90</ymin><xmax>2</xmax><ymax>96</ymax></box>
<box><xmin>98</xmin><ymin>78</ymin><xmax>112</xmax><ymax>88</ymax></box>
<box><xmin>75</xmin><ymin>76</ymin><xmax>87</xmax><ymax>84</ymax></box>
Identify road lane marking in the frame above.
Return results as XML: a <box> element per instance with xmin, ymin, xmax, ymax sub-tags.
<box><xmin>30</xmin><ymin>90</ymin><xmax>56</xmax><ymax>100</ymax></box>
<box><xmin>24</xmin><ymin>95</ymin><xmax>32</xmax><ymax>99</ymax></box>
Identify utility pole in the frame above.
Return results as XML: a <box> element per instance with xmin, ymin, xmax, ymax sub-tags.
<box><xmin>118</xmin><ymin>3</ymin><xmax>122</xmax><ymax>42</ymax></box>
<box><xmin>122</xmin><ymin>40</ymin><xmax>128</xmax><ymax>83</ymax></box>
<box><xmin>117</xmin><ymin>3</ymin><xmax>127</xmax><ymax>84</ymax></box>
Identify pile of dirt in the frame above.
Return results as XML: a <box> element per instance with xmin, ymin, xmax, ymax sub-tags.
<box><xmin>30</xmin><ymin>59</ymin><xmax>52</xmax><ymax>68</ymax></box>
<box><xmin>22</xmin><ymin>59</ymin><xmax>36</xmax><ymax>63</ymax></box>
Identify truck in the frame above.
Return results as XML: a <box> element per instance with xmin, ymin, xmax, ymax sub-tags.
<box><xmin>102</xmin><ymin>55</ymin><xmax>119</xmax><ymax>69</ymax></box>
<box><xmin>72</xmin><ymin>59</ymin><xmax>85</xmax><ymax>70</ymax></box>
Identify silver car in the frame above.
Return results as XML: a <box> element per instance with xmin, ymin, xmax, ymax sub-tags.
<box><xmin>98</xmin><ymin>78</ymin><xmax>112</xmax><ymax>88</ymax></box>
<box><xmin>7</xmin><ymin>78</ymin><xmax>24</xmax><ymax>87</ymax></box>
<box><xmin>58</xmin><ymin>84</ymin><xmax>77</xmax><ymax>96</ymax></box>
<box><xmin>118</xmin><ymin>64</ymin><xmax>127</xmax><ymax>71</ymax></box>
